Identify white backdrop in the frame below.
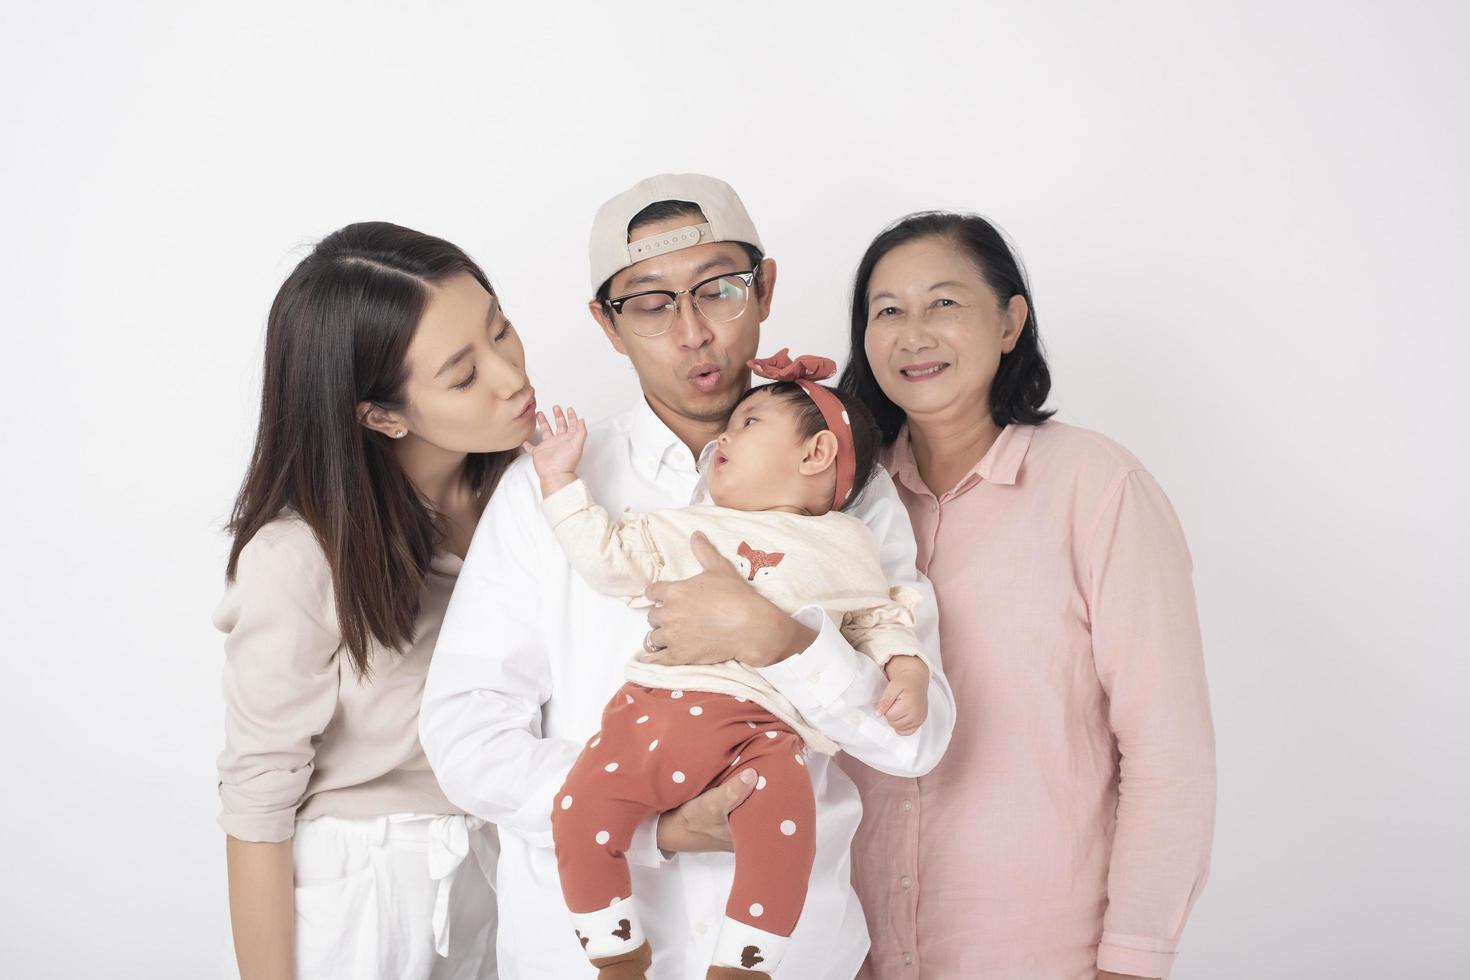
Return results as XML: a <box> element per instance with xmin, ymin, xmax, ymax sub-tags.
<box><xmin>2</xmin><ymin>1</ymin><xmax>1466</xmax><ymax>977</ymax></box>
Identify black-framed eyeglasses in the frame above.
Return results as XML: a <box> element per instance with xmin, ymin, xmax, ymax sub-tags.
<box><xmin>603</xmin><ymin>270</ymin><xmax>759</xmax><ymax>338</ymax></box>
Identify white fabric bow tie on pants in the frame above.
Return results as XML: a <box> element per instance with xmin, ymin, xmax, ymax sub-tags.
<box><xmin>221</xmin><ymin>812</ymin><xmax>499</xmax><ymax>980</ymax></box>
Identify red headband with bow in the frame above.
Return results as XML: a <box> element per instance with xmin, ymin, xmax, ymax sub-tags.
<box><xmin>747</xmin><ymin>348</ymin><xmax>856</xmax><ymax>510</ymax></box>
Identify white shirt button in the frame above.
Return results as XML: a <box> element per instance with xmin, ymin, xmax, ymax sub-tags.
<box><xmin>903</xmin><ymin>952</ymin><xmax>913</xmax><ymax>965</ymax></box>
<box><xmin>900</xmin><ymin>799</ymin><xmax>913</xmax><ymax>812</ymax></box>
<box><xmin>900</xmin><ymin>875</ymin><xmax>912</xmax><ymax>888</ymax></box>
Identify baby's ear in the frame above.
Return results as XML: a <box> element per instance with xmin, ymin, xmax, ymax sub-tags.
<box><xmin>798</xmin><ymin>430</ymin><xmax>839</xmax><ymax>476</ymax></box>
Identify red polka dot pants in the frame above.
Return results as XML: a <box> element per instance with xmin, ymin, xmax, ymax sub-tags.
<box><xmin>552</xmin><ymin>683</ymin><xmax>817</xmax><ymax>938</ymax></box>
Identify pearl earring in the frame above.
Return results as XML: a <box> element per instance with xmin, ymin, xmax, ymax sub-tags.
<box><xmin>394</xmin><ymin>430</ymin><xmax>407</xmax><ymax>439</ymax></box>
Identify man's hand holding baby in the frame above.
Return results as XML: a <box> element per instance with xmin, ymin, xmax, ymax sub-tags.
<box><xmin>640</xmin><ymin>532</ymin><xmax>818</xmax><ymax>670</ymax></box>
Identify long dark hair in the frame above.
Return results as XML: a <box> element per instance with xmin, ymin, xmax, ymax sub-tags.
<box><xmin>839</xmin><ymin>211</ymin><xmax>1054</xmax><ymax>444</ymax></box>
<box><xmin>226</xmin><ymin>221</ymin><xmax>515</xmax><ymax>677</ymax></box>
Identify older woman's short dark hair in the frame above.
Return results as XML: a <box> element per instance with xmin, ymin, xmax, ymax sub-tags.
<box><xmin>838</xmin><ymin>211</ymin><xmax>1054</xmax><ymax>444</ymax></box>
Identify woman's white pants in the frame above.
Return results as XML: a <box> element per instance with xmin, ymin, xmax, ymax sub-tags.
<box><xmin>224</xmin><ymin>813</ymin><xmax>498</xmax><ymax>980</ymax></box>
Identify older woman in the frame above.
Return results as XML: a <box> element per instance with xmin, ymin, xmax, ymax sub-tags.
<box><xmin>839</xmin><ymin>212</ymin><xmax>1215</xmax><ymax>980</ymax></box>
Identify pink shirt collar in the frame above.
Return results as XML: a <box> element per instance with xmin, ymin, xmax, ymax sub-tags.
<box><xmin>887</xmin><ymin>421</ymin><xmax>1035</xmax><ymax>497</ymax></box>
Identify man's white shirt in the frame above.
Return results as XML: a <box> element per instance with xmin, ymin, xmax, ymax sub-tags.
<box><xmin>420</xmin><ymin>398</ymin><xmax>955</xmax><ymax>979</ymax></box>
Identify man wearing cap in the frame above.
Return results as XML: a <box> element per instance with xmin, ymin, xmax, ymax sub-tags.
<box><xmin>421</xmin><ymin>174</ymin><xmax>955</xmax><ymax>978</ymax></box>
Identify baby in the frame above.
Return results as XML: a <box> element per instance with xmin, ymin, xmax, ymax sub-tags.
<box><xmin>534</xmin><ymin>350</ymin><xmax>932</xmax><ymax>980</ymax></box>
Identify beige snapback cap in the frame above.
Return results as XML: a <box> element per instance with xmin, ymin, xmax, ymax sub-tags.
<box><xmin>588</xmin><ymin>173</ymin><xmax>764</xmax><ymax>294</ymax></box>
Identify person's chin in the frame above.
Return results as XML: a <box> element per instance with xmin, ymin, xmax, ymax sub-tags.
<box><xmin>706</xmin><ymin>466</ymin><xmax>734</xmax><ymax>496</ymax></box>
<box><xmin>679</xmin><ymin>387</ymin><xmax>742</xmax><ymax>423</ymax></box>
<box><xmin>708</xmin><ymin>485</ymin><xmax>739</xmax><ymax>508</ymax></box>
<box><xmin>475</xmin><ymin>414</ymin><xmax>535</xmax><ymax>453</ymax></box>
<box><xmin>883</xmin><ymin>376</ymin><xmax>964</xmax><ymax>415</ymax></box>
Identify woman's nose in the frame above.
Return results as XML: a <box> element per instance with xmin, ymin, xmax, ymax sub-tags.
<box><xmin>483</xmin><ymin>349</ymin><xmax>528</xmax><ymax>399</ymax></box>
<box><xmin>898</xmin><ymin>318</ymin><xmax>937</xmax><ymax>351</ymax></box>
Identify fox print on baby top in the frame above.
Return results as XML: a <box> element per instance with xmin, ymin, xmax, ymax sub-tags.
<box><xmin>735</xmin><ymin>542</ymin><xmax>785</xmax><ymax>581</ymax></box>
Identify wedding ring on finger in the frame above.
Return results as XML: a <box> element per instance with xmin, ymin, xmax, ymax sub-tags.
<box><xmin>643</xmin><ymin>629</ymin><xmax>665</xmax><ymax>655</ymax></box>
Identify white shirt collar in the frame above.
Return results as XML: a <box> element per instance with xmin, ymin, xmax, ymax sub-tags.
<box><xmin>691</xmin><ymin>439</ymin><xmax>720</xmax><ymax>504</ymax></box>
<box><xmin>628</xmin><ymin>397</ymin><xmax>696</xmax><ymax>473</ymax></box>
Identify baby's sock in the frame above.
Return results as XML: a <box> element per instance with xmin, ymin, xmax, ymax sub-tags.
<box><xmin>591</xmin><ymin>940</ymin><xmax>652</xmax><ymax>980</ymax></box>
<box><xmin>706</xmin><ymin>967</ymin><xmax>767</xmax><ymax>979</ymax></box>
<box><xmin>709</xmin><ymin>916</ymin><xmax>789</xmax><ymax>977</ymax></box>
<box><xmin>571</xmin><ymin>896</ymin><xmax>648</xmax><ymax>974</ymax></box>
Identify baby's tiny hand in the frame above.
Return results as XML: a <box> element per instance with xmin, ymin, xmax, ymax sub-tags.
<box><xmin>876</xmin><ymin>655</ymin><xmax>929</xmax><ymax>736</ymax></box>
<box><xmin>526</xmin><ymin>405</ymin><xmax>587</xmax><ymax>495</ymax></box>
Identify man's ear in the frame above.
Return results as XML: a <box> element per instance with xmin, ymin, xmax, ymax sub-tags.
<box><xmin>797</xmin><ymin>429</ymin><xmax>838</xmax><ymax>476</ymax></box>
<box><xmin>754</xmin><ymin>257</ymin><xmax>778</xmax><ymax>322</ymax></box>
<box><xmin>588</xmin><ymin>299</ymin><xmax>629</xmax><ymax>356</ymax></box>
<box><xmin>1000</xmin><ymin>294</ymin><xmax>1028</xmax><ymax>353</ymax></box>
<box><xmin>356</xmin><ymin>401</ymin><xmax>407</xmax><ymax>439</ymax></box>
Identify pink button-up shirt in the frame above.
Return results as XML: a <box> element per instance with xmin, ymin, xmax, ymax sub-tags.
<box><xmin>842</xmin><ymin>421</ymin><xmax>1215</xmax><ymax>979</ymax></box>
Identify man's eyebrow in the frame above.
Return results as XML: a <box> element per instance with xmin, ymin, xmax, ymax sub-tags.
<box><xmin>689</xmin><ymin>254</ymin><xmax>740</xmax><ymax>280</ymax></box>
<box><xmin>615</xmin><ymin>254</ymin><xmax>742</xmax><ymax>293</ymax></box>
<box><xmin>619</xmin><ymin>270</ymin><xmax>665</xmax><ymax>291</ymax></box>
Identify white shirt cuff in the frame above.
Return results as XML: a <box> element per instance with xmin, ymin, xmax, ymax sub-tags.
<box><xmin>627</xmin><ymin>813</ymin><xmax>672</xmax><ymax>868</ymax></box>
<box><xmin>755</xmin><ymin>605</ymin><xmax>877</xmax><ymax>715</ymax></box>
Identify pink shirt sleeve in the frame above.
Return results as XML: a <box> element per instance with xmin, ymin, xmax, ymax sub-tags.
<box><xmin>1086</xmin><ymin>468</ymin><xmax>1216</xmax><ymax>978</ymax></box>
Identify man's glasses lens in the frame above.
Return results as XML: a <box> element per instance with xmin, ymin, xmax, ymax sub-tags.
<box><xmin>692</xmin><ymin>275</ymin><xmax>749</xmax><ymax>322</ymax></box>
<box><xmin>618</xmin><ymin>273</ymin><xmax>753</xmax><ymax>337</ymax></box>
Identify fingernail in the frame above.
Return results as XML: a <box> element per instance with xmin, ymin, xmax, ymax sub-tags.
<box><xmin>740</xmin><ymin>769</ymin><xmax>756</xmax><ymax>784</ymax></box>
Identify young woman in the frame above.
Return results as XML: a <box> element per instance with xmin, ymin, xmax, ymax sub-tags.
<box><xmin>839</xmin><ymin>212</ymin><xmax>1216</xmax><ymax>980</ymax></box>
<box><xmin>218</xmin><ymin>222</ymin><xmax>535</xmax><ymax>979</ymax></box>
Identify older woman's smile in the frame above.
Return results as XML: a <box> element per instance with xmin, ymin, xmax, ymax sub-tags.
<box><xmin>899</xmin><ymin>361</ymin><xmax>950</xmax><ymax>381</ymax></box>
